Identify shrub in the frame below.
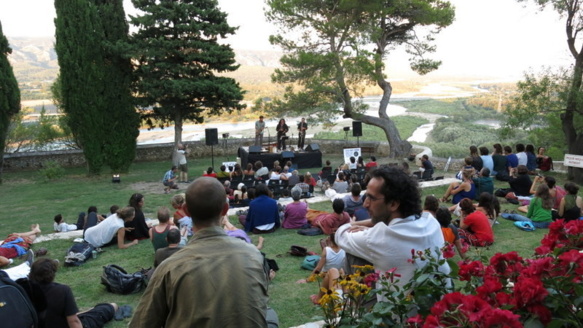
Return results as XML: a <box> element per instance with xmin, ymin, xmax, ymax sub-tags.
<box><xmin>38</xmin><ymin>161</ymin><xmax>65</xmax><ymax>181</ymax></box>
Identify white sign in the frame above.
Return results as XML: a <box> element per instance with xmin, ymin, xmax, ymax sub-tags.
<box><xmin>343</xmin><ymin>148</ymin><xmax>362</xmax><ymax>165</ymax></box>
<box><xmin>564</xmin><ymin>154</ymin><xmax>583</xmax><ymax>168</ymax></box>
<box><xmin>222</xmin><ymin>161</ymin><xmax>238</xmax><ymax>172</ymax></box>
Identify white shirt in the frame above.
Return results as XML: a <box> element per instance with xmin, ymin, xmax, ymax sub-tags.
<box><xmin>54</xmin><ymin>222</ymin><xmax>78</xmax><ymax>232</ymax></box>
<box><xmin>176</xmin><ymin>149</ymin><xmax>187</xmax><ymax>165</ymax></box>
<box><xmin>516</xmin><ymin>152</ymin><xmax>527</xmax><ymax>166</ymax></box>
<box><xmin>335</xmin><ymin>212</ymin><xmax>450</xmax><ymax>301</ymax></box>
<box><xmin>323</xmin><ymin>246</ymin><xmax>346</xmax><ymax>272</ymax></box>
<box><xmin>84</xmin><ymin>214</ymin><xmax>125</xmax><ymax>248</ymax></box>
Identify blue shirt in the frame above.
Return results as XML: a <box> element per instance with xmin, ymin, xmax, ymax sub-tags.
<box><xmin>163</xmin><ymin>170</ymin><xmax>175</xmax><ymax>183</ymax></box>
<box><xmin>244</xmin><ymin>195</ymin><xmax>280</xmax><ymax>232</ymax></box>
<box><xmin>506</xmin><ymin>154</ymin><xmax>518</xmax><ymax>168</ymax></box>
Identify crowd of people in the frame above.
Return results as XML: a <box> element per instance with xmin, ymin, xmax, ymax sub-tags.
<box><xmin>2</xmin><ymin>140</ymin><xmax>582</xmax><ymax>327</ymax></box>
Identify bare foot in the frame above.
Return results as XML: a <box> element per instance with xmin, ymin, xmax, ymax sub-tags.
<box><xmin>310</xmin><ymin>294</ymin><xmax>320</xmax><ymax>305</ymax></box>
<box><xmin>258</xmin><ymin>236</ymin><xmax>264</xmax><ymax>244</ymax></box>
<box><xmin>269</xmin><ymin>269</ymin><xmax>276</xmax><ymax>281</ymax></box>
<box><xmin>295</xmin><ymin>279</ymin><xmax>307</xmax><ymax>284</ymax></box>
<box><xmin>32</xmin><ymin>224</ymin><xmax>41</xmax><ymax>235</ymax></box>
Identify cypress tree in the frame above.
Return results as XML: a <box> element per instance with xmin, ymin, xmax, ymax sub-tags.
<box><xmin>94</xmin><ymin>0</ymin><xmax>140</xmax><ymax>173</ymax></box>
<box><xmin>0</xmin><ymin>21</ymin><xmax>21</xmax><ymax>184</ymax></box>
<box><xmin>129</xmin><ymin>0</ymin><xmax>245</xmax><ymax>144</ymax></box>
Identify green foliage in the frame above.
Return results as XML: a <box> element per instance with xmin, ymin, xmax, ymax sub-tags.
<box><xmin>38</xmin><ymin>161</ymin><xmax>66</xmax><ymax>181</ymax></box>
<box><xmin>128</xmin><ymin>0</ymin><xmax>245</xmax><ymax>144</ymax></box>
<box><xmin>54</xmin><ymin>0</ymin><xmax>138</xmax><ymax>175</ymax></box>
<box><xmin>0</xmin><ymin>21</ymin><xmax>21</xmax><ymax>183</ymax></box>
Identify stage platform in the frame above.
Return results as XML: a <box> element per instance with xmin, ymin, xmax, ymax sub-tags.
<box><xmin>238</xmin><ymin>147</ymin><xmax>322</xmax><ymax>170</ymax></box>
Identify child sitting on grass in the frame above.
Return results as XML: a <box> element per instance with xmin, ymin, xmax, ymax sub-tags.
<box><xmin>53</xmin><ymin>214</ymin><xmax>78</xmax><ymax>232</ymax></box>
<box><xmin>149</xmin><ymin>207</ymin><xmax>179</xmax><ymax>251</ymax></box>
<box><xmin>435</xmin><ymin>207</ymin><xmax>466</xmax><ymax>259</ymax></box>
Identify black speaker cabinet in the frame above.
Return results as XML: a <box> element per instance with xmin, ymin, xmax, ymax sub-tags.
<box><xmin>281</xmin><ymin>151</ymin><xmax>295</xmax><ymax>159</ymax></box>
<box><xmin>352</xmin><ymin>121</ymin><xmax>362</xmax><ymax>137</ymax></box>
<box><xmin>205</xmin><ymin>128</ymin><xmax>218</xmax><ymax>146</ymax></box>
<box><xmin>305</xmin><ymin>144</ymin><xmax>320</xmax><ymax>152</ymax></box>
<box><xmin>249</xmin><ymin>146</ymin><xmax>262</xmax><ymax>154</ymax></box>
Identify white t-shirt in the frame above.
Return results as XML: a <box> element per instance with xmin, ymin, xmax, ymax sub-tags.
<box><xmin>176</xmin><ymin>149</ymin><xmax>187</xmax><ymax>165</ymax></box>
<box><xmin>54</xmin><ymin>222</ymin><xmax>78</xmax><ymax>232</ymax></box>
<box><xmin>336</xmin><ymin>212</ymin><xmax>450</xmax><ymax>301</ymax></box>
<box><xmin>516</xmin><ymin>152</ymin><xmax>527</xmax><ymax>166</ymax></box>
<box><xmin>323</xmin><ymin>246</ymin><xmax>346</xmax><ymax>272</ymax></box>
<box><xmin>84</xmin><ymin>214</ymin><xmax>125</xmax><ymax>248</ymax></box>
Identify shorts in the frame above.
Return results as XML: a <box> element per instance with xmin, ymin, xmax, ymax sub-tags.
<box><xmin>179</xmin><ymin>163</ymin><xmax>188</xmax><ymax>173</ymax></box>
<box><xmin>78</xmin><ymin>303</ymin><xmax>115</xmax><ymax>328</ymax></box>
<box><xmin>163</xmin><ymin>181</ymin><xmax>175</xmax><ymax>187</ymax></box>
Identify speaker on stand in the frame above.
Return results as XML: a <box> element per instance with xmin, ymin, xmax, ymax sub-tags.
<box><xmin>352</xmin><ymin>121</ymin><xmax>362</xmax><ymax>147</ymax></box>
<box><xmin>205</xmin><ymin>128</ymin><xmax>219</xmax><ymax>168</ymax></box>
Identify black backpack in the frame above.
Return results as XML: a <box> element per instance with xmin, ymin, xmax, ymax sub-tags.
<box><xmin>0</xmin><ymin>272</ymin><xmax>38</xmax><ymax>328</ymax></box>
<box><xmin>64</xmin><ymin>242</ymin><xmax>95</xmax><ymax>267</ymax></box>
<box><xmin>101</xmin><ymin>264</ymin><xmax>147</xmax><ymax>295</ymax></box>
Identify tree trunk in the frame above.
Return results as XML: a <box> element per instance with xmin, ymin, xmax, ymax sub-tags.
<box><xmin>174</xmin><ymin>111</ymin><xmax>183</xmax><ymax>145</ymax></box>
<box><xmin>563</xmin><ymin>55</ymin><xmax>583</xmax><ymax>184</ymax></box>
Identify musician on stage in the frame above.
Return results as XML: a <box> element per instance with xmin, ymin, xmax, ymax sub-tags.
<box><xmin>254</xmin><ymin>115</ymin><xmax>265</xmax><ymax>147</ymax></box>
<box><xmin>276</xmin><ymin>118</ymin><xmax>289</xmax><ymax>151</ymax></box>
<box><xmin>297</xmin><ymin>118</ymin><xmax>307</xmax><ymax>150</ymax></box>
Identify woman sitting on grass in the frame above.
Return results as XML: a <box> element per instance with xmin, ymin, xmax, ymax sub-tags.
<box><xmin>501</xmin><ymin>184</ymin><xmax>553</xmax><ymax>228</ymax></box>
<box><xmin>125</xmin><ymin>193</ymin><xmax>150</xmax><ymax>240</ymax></box>
<box><xmin>440</xmin><ymin>169</ymin><xmax>475</xmax><ymax>204</ymax></box>
<box><xmin>458</xmin><ymin>198</ymin><xmax>494</xmax><ymax>247</ymax></box>
<box><xmin>297</xmin><ymin>233</ymin><xmax>346</xmax><ymax>305</ymax></box>
<box><xmin>475</xmin><ymin>192</ymin><xmax>500</xmax><ymax>226</ymax></box>
<box><xmin>557</xmin><ymin>182</ymin><xmax>583</xmax><ymax>221</ymax></box>
<box><xmin>84</xmin><ymin>206</ymin><xmax>139</xmax><ymax>249</ymax></box>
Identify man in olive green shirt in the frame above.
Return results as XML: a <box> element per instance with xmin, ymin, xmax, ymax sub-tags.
<box><xmin>130</xmin><ymin>177</ymin><xmax>270</xmax><ymax>328</ymax></box>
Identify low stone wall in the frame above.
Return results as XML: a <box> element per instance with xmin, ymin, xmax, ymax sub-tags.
<box><xmin>1</xmin><ymin>140</ymin><xmax>568</xmax><ymax>173</ymax></box>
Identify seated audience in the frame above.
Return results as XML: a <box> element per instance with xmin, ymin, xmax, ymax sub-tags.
<box><xmin>84</xmin><ymin>206</ymin><xmax>139</xmax><ymax>249</ymax></box>
<box><xmin>307</xmin><ymin>233</ymin><xmax>346</xmax><ymax>304</ymax></box>
<box><xmin>558</xmin><ymin>182</ymin><xmax>583</xmax><ymax>221</ymax></box>
<box><xmin>241</xmin><ymin>183</ymin><xmax>280</xmax><ymax>234</ymax></box>
<box><xmin>53</xmin><ymin>214</ymin><xmax>78</xmax><ymax>232</ymax></box>
<box><xmin>342</xmin><ymin>183</ymin><xmax>364</xmax><ymax>216</ymax></box>
<box><xmin>440</xmin><ymin>169</ymin><xmax>475</xmax><ymax>204</ymax></box>
<box><xmin>515</xmin><ymin>143</ymin><xmax>527</xmax><ymax>166</ymax></box>
<box><xmin>475</xmin><ymin>192</ymin><xmax>500</xmax><ymax>226</ymax></box>
<box><xmin>29</xmin><ymin>258</ymin><xmax>118</xmax><ymax>328</ymax></box>
<box><xmin>203</xmin><ymin>167</ymin><xmax>217</xmax><ymax>178</ymax></box>
<box><xmin>435</xmin><ymin>207</ymin><xmax>466</xmax><ymax>259</ymax></box>
<box><xmin>508</xmin><ymin>165</ymin><xmax>532</xmax><ymax>196</ymax></box>
<box><xmin>243</xmin><ymin>163</ymin><xmax>255</xmax><ymax>176</ymax></box>
<box><xmin>456</xmin><ymin>156</ymin><xmax>475</xmax><ymax>180</ymax></box>
<box><xmin>154</xmin><ymin>229</ymin><xmax>184</xmax><ymax>268</ymax></box>
<box><xmin>230</xmin><ymin>163</ymin><xmax>243</xmax><ymax>179</ymax></box>
<box><xmin>216</xmin><ymin>165</ymin><xmax>230</xmax><ymax>179</ymax></box>
<box><xmin>423</xmin><ymin>195</ymin><xmax>439</xmax><ymax>218</ymax></box>
<box><xmin>149</xmin><ymin>207</ymin><xmax>179</xmax><ymax>251</ymax></box>
<box><xmin>469</xmin><ymin>146</ymin><xmax>483</xmax><ymax>172</ymax></box>
<box><xmin>282</xmin><ymin>190</ymin><xmax>309</xmax><ymax>229</ymax></box>
<box><xmin>310</xmin><ymin>199</ymin><xmax>351</xmax><ymax>234</ymax></box>
<box><xmin>492</xmin><ymin>143</ymin><xmax>507</xmax><ymax>178</ymax></box>
<box><xmin>458</xmin><ymin>198</ymin><xmax>494</xmax><ymax>247</ymax></box>
<box><xmin>419</xmin><ymin>154</ymin><xmax>434</xmax><ymax>180</ymax></box>
<box><xmin>304</xmin><ymin>172</ymin><xmax>317</xmax><ymax>194</ymax></box>
<box><xmin>472</xmin><ymin>167</ymin><xmax>494</xmax><ymax>199</ymax></box>
<box><xmin>525</xmin><ymin>144</ymin><xmax>537</xmax><ymax>173</ymax></box>
<box><xmin>365</xmin><ymin>156</ymin><xmax>378</xmax><ymax>170</ymax></box>
<box><xmin>505</xmin><ymin>145</ymin><xmax>519</xmax><ymax>174</ymax></box>
<box><xmin>269</xmin><ymin>166</ymin><xmax>282</xmax><ymax>180</ymax></box>
<box><xmin>501</xmin><ymin>184</ymin><xmax>553</xmax><ymax>228</ymax></box>
<box><xmin>254</xmin><ymin>161</ymin><xmax>269</xmax><ymax>178</ymax></box>
<box><xmin>287</xmin><ymin>170</ymin><xmax>300</xmax><ymax>187</ymax></box>
<box><xmin>479</xmin><ymin>146</ymin><xmax>493</xmax><ymax>174</ymax></box>
<box><xmin>125</xmin><ymin>193</ymin><xmax>150</xmax><ymax>241</ymax></box>
<box><xmin>0</xmin><ymin>225</ymin><xmax>41</xmax><ymax>268</ymax></box>
<box><xmin>348</xmin><ymin>156</ymin><xmax>357</xmax><ymax>170</ymax></box>
<box><xmin>82</xmin><ymin>206</ymin><xmax>106</xmax><ymax>237</ymax></box>
<box><xmin>295</xmin><ymin>175</ymin><xmax>311</xmax><ymax>196</ymax></box>
<box><xmin>332</xmin><ymin>172</ymin><xmax>349</xmax><ymax>194</ymax></box>
<box><xmin>536</xmin><ymin>146</ymin><xmax>553</xmax><ymax>172</ymax></box>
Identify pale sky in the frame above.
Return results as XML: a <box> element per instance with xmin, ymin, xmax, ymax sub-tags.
<box><xmin>0</xmin><ymin>0</ymin><xmax>572</xmax><ymax>79</ymax></box>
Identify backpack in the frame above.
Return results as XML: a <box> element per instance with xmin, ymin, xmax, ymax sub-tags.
<box><xmin>101</xmin><ymin>264</ymin><xmax>147</xmax><ymax>295</ymax></box>
<box><xmin>64</xmin><ymin>242</ymin><xmax>95</xmax><ymax>267</ymax></box>
<box><xmin>297</xmin><ymin>227</ymin><xmax>323</xmax><ymax>236</ymax></box>
<box><xmin>0</xmin><ymin>272</ymin><xmax>38</xmax><ymax>328</ymax></box>
<box><xmin>301</xmin><ymin>255</ymin><xmax>321</xmax><ymax>270</ymax></box>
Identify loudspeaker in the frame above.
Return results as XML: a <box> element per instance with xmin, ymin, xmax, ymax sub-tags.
<box><xmin>305</xmin><ymin>144</ymin><xmax>320</xmax><ymax>152</ymax></box>
<box><xmin>281</xmin><ymin>151</ymin><xmax>295</xmax><ymax>159</ymax></box>
<box><xmin>205</xmin><ymin>128</ymin><xmax>218</xmax><ymax>146</ymax></box>
<box><xmin>352</xmin><ymin>121</ymin><xmax>362</xmax><ymax>137</ymax></box>
<box><xmin>249</xmin><ymin>146</ymin><xmax>262</xmax><ymax>154</ymax></box>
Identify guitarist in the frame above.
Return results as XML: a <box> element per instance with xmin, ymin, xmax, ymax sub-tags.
<box><xmin>254</xmin><ymin>115</ymin><xmax>265</xmax><ymax>147</ymax></box>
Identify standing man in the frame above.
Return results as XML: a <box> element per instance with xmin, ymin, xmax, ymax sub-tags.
<box><xmin>297</xmin><ymin>118</ymin><xmax>307</xmax><ymax>150</ymax></box>
<box><xmin>176</xmin><ymin>143</ymin><xmax>188</xmax><ymax>183</ymax></box>
<box><xmin>255</xmin><ymin>115</ymin><xmax>265</xmax><ymax>147</ymax></box>
<box><xmin>130</xmin><ymin>177</ymin><xmax>271</xmax><ymax>327</ymax></box>
<box><xmin>335</xmin><ymin>166</ymin><xmax>449</xmax><ymax>300</ymax></box>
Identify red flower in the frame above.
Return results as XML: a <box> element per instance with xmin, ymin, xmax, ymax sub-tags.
<box><xmin>527</xmin><ymin>304</ymin><xmax>552</xmax><ymax>324</ymax></box>
<box><xmin>442</xmin><ymin>243</ymin><xmax>455</xmax><ymax>259</ymax></box>
<box><xmin>363</xmin><ymin>272</ymin><xmax>379</xmax><ymax>287</ymax></box>
<box><xmin>521</xmin><ymin>257</ymin><xmax>554</xmax><ymax>279</ymax></box>
<box><xmin>406</xmin><ymin>314</ymin><xmax>424</xmax><ymax>327</ymax></box>
<box><xmin>512</xmin><ymin>276</ymin><xmax>548</xmax><ymax>308</ymax></box>
<box><xmin>458</xmin><ymin>260</ymin><xmax>485</xmax><ymax>281</ymax></box>
<box><xmin>483</xmin><ymin>308</ymin><xmax>523</xmax><ymax>328</ymax></box>
<box><xmin>422</xmin><ymin>315</ymin><xmax>442</xmax><ymax>328</ymax></box>
<box><xmin>490</xmin><ymin>252</ymin><xmax>524</xmax><ymax>280</ymax></box>
<box><xmin>430</xmin><ymin>292</ymin><xmax>490</xmax><ymax>322</ymax></box>
<box><xmin>495</xmin><ymin>292</ymin><xmax>513</xmax><ymax>307</ymax></box>
<box><xmin>476</xmin><ymin>277</ymin><xmax>503</xmax><ymax>301</ymax></box>
<box><xmin>534</xmin><ymin>245</ymin><xmax>552</xmax><ymax>255</ymax></box>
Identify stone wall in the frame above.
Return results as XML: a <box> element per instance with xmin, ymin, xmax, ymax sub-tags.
<box><xmin>2</xmin><ymin>139</ymin><xmax>567</xmax><ymax>172</ymax></box>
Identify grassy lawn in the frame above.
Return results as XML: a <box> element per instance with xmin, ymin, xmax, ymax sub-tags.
<box><xmin>0</xmin><ymin>157</ymin><xmax>573</xmax><ymax>327</ymax></box>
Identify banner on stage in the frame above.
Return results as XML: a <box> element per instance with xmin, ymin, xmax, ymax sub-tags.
<box><xmin>222</xmin><ymin>161</ymin><xmax>237</xmax><ymax>172</ymax></box>
<box><xmin>343</xmin><ymin>148</ymin><xmax>362</xmax><ymax>164</ymax></box>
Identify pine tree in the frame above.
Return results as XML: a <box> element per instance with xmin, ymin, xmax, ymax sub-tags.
<box><xmin>0</xmin><ymin>21</ymin><xmax>21</xmax><ymax>184</ymax></box>
<box><xmin>129</xmin><ymin>0</ymin><xmax>245</xmax><ymax>144</ymax></box>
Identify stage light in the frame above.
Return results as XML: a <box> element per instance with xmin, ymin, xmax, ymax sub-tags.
<box><xmin>343</xmin><ymin>127</ymin><xmax>350</xmax><ymax>131</ymax></box>
<box><xmin>112</xmin><ymin>174</ymin><xmax>121</xmax><ymax>183</ymax></box>
<box><xmin>222</xmin><ymin>133</ymin><xmax>229</xmax><ymax>138</ymax></box>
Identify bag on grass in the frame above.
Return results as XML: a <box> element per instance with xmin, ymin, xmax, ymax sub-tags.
<box><xmin>0</xmin><ymin>272</ymin><xmax>38</xmax><ymax>328</ymax></box>
<box><xmin>297</xmin><ymin>227</ymin><xmax>323</xmax><ymax>236</ymax></box>
<box><xmin>494</xmin><ymin>188</ymin><xmax>509</xmax><ymax>198</ymax></box>
<box><xmin>301</xmin><ymin>255</ymin><xmax>321</xmax><ymax>270</ymax></box>
<box><xmin>64</xmin><ymin>242</ymin><xmax>95</xmax><ymax>267</ymax></box>
<box><xmin>101</xmin><ymin>264</ymin><xmax>147</xmax><ymax>295</ymax></box>
<box><xmin>514</xmin><ymin>221</ymin><xmax>535</xmax><ymax>232</ymax></box>
<box><xmin>290</xmin><ymin>245</ymin><xmax>308</xmax><ymax>257</ymax></box>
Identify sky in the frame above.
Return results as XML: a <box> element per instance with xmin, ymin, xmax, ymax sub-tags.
<box><xmin>0</xmin><ymin>0</ymin><xmax>573</xmax><ymax>79</ymax></box>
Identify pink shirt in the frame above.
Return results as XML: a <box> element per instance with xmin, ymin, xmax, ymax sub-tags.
<box><xmin>283</xmin><ymin>202</ymin><xmax>308</xmax><ymax>229</ymax></box>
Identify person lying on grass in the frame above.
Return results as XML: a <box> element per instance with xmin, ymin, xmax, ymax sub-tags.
<box><xmin>83</xmin><ymin>206</ymin><xmax>139</xmax><ymax>249</ymax></box>
<box><xmin>0</xmin><ymin>224</ymin><xmax>41</xmax><ymax>268</ymax></box>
